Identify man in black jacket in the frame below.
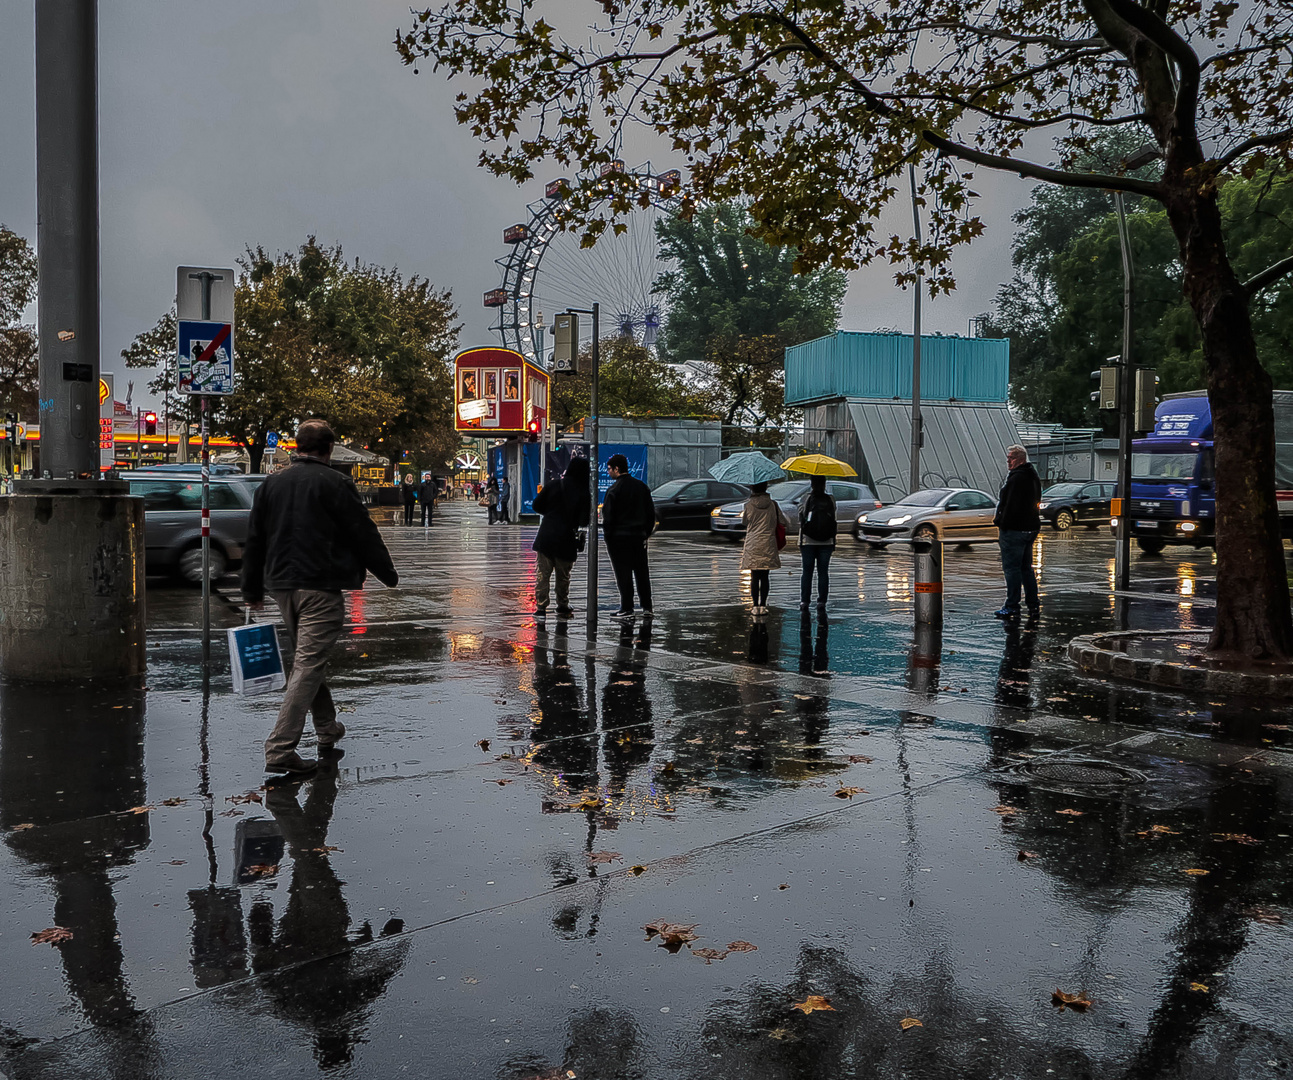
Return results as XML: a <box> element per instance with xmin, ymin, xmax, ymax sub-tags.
<box><xmin>601</xmin><ymin>453</ymin><xmax>655</xmax><ymax>618</ymax></box>
<box><xmin>532</xmin><ymin>456</ymin><xmax>590</xmax><ymax>620</ymax></box>
<box><xmin>993</xmin><ymin>444</ymin><xmax>1042</xmax><ymax>620</ymax></box>
<box><xmin>242</xmin><ymin>420</ymin><xmax>399</xmax><ymax>774</ymax></box>
<box><xmin>418</xmin><ymin>473</ymin><xmax>437</xmax><ymax>527</ymax></box>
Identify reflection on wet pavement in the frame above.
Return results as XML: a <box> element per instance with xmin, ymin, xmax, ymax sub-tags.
<box><xmin>2</xmin><ymin>504</ymin><xmax>1290</xmax><ymax>1078</ymax></box>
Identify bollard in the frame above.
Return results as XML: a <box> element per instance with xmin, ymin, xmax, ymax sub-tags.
<box><xmin>912</xmin><ymin>535</ymin><xmax>943</xmax><ymax>626</ymax></box>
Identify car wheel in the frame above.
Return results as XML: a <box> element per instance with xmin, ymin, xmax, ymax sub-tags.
<box><xmin>178</xmin><ymin>543</ymin><xmax>227</xmax><ymax>585</ymax></box>
<box><xmin>912</xmin><ymin>524</ymin><xmax>936</xmax><ymax>541</ymax></box>
<box><xmin>1136</xmin><ymin>538</ymin><xmax>1166</xmax><ymax>555</ymax></box>
<box><xmin>1053</xmin><ymin>509</ymin><xmax>1073</xmax><ymax>531</ymax></box>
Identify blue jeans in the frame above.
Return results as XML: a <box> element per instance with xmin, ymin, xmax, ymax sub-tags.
<box><xmin>998</xmin><ymin>530</ymin><xmax>1040</xmax><ymax>611</ymax></box>
<box><xmin>800</xmin><ymin>545</ymin><xmax>832</xmax><ymax>604</ymax></box>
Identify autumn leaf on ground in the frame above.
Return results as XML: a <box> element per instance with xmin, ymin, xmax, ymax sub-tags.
<box><xmin>310</xmin><ymin>845</ymin><xmax>342</xmax><ymax>853</ymax></box>
<box><xmin>694</xmin><ymin>948</ymin><xmax>729</xmax><ymax>963</ymax></box>
<box><xmin>484</xmin><ymin>778</ymin><xmax>514</xmax><ymax>786</ymax></box>
<box><xmin>10</xmin><ymin>823</ymin><xmax>34</xmax><ymax>832</ymax></box>
<box><xmin>569</xmin><ymin>795</ymin><xmax>603</xmax><ymax>811</ymax></box>
<box><xmin>586</xmin><ymin>851</ymin><xmax>622</xmax><ymax>864</ymax></box>
<box><xmin>727</xmin><ymin>941</ymin><xmax>758</xmax><ymax>952</ymax></box>
<box><xmin>661</xmin><ymin>761</ymin><xmax>676</xmax><ymax>774</ymax></box>
<box><xmin>1249</xmin><ymin>906</ymin><xmax>1284</xmax><ymax>926</ymax></box>
<box><xmin>1137</xmin><ymin>824</ymin><xmax>1180</xmax><ymax>837</ymax></box>
<box><xmin>1051</xmin><ymin>990</ymin><xmax>1092</xmax><ymax>1011</ymax></box>
<box><xmin>684</xmin><ymin>737</ymin><xmax>704</xmax><ymax>745</ymax></box>
<box><xmin>245</xmin><ymin>864</ymin><xmax>279</xmax><ymax>877</ymax></box>
<box><xmin>834</xmin><ymin>786</ymin><xmax>867</xmax><ymax>799</ymax></box>
<box><xmin>790</xmin><ymin>995</ymin><xmax>835</xmax><ymax>1014</ymax></box>
<box><xmin>126</xmin><ymin>805</ymin><xmax>154</xmax><ymax>815</ymax></box>
<box><xmin>1212</xmin><ymin>832</ymin><xmax>1260</xmax><ymax>845</ymax></box>
<box><xmin>1017</xmin><ymin>850</ymin><xmax>1039</xmax><ymax>861</ymax></box>
<box><xmin>1262</xmin><ymin>723</ymin><xmax>1290</xmax><ymax>731</ymax></box>
<box><xmin>643</xmin><ymin>920</ymin><xmax>699</xmax><ymax>952</ymax></box>
<box><xmin>161</xmin><ymin>797</ymin><xmax>187</xmax><ymax>807</ymax></box>
<box><xmin>629</xmin><ymin>865</ymin><xmax>647</xmax><ymax>875</ymax></box>
<box><xmin>1189</xmin><ymin>982</ymin><xmax>1209</xmax><ymax>992</ymax></box>
<box><xmin>846</xmin><ymin>754</ymin><xmax>874</xmax><ymax>764</ymax></box>
<box><xmin>229</xmin><ymin>790</ymin><xmax>263</xmax><ymax>805</ymax></box>
<box><xmin>990</xmin><ymin>805</ymin><xmax>1018</xmax><ymax>816</ymax></box>
<box><xmin>1182</xmin><ymin>868</ymin><xmax>1210</xmax><ymax>876</ymax></box>
<box><xmin>476</xmin><ymin>739</ymin><xmax>491</xmax><ymax>752</ymax></box>
<box><xmin>1056</xmin><ymin>808</ymin><xmax>1084</xmax><ymax>817</ymax></box>
<box><xmin>899</xmin><ymin>1017</ymin><xmax>923</xmax><ymax>1030</ymax></box>
<box><xmin>31</xmin><ymin>927</ymin><xmax>73</xmax><ymax>946</ymax></box>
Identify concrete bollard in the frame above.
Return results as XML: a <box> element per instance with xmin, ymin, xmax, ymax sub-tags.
<box><xmin>0</xmin><ymin>482</ymin><xmax>146</xmax><ymax>679</ymax></box>
<box><xmin>912</xmin><ymin>535</ymin><xmax>943</xmax><ymax>626</ymax></box>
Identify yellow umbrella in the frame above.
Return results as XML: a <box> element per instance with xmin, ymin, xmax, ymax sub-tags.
<box><xmin>780</xmin><ymin>453</ymin><xmax>857</xmax><ymax>477</ymax></box>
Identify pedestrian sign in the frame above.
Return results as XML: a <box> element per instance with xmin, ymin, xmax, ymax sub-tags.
<box><xmin>266</xmin><ymin>431</ymin><xmax>279</xmax><ymax>448</ymax></box>
<box><xmin>177</xmin><ymin>319</ymin><xmax>235</xmax><ymax>395</ymax></box>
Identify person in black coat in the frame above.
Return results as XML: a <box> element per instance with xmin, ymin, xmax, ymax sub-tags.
<box><xmin>532</xmin><ymin>456</ymin><xmax>590</xmax><ymax>619</ymax></box>
<box><xmin>400</xmin><ymin>473</ymin><xmax>416</xmax><ymax>526</ymax></box>
<box><xmin>992</xmin><ymin>444</ymin><xmax>1043</xmax><ymax>619</ymax></box>
<box><xmin>485</xmin><ymin>478</ymin><xmax>499</xmax><ymax>524</ymax></box>
<box><xmin>601</xmin><ymin>453</ymin><xmax>655</xmax><ymax>617</ymax></box>
<box><xmin>418</xmin><ymin>474</ymin><xmax>436</xmax><ymax>526</ymax></box>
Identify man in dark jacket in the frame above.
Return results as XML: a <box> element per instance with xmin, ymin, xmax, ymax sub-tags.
<box><xmin>418</xmin><ymin>473</ymin><xmax>437</xmax><ymax>527</ymax></box>
<box><xmin>601</xmin><ymin>453</ymin><xmax>655</xmax><ymax>617</ymax></box>
<box><xmin>242</xmin><ymin>420</ymin><xmax>398</xmax><ymax>774</ymax></box>
<box><xmin>993</xmin><ymin>444</ymin><xmax>1043</xmax><ymax>620</ymax></box>
<box><xmin>532</xmin><ymin>457</ymin><xmax>591</xmax><ymax>620</ymax></box>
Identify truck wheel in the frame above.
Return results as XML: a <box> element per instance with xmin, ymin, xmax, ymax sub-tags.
<box><xmin>1136</xmin><ymin>538</ymin><xmax>1166</xmax><ymax>555</ymax></box>
<box><xmin>1053</xmin><ymin>510</ymin><xmax>1073</xmax><ymax>531</ymax></box>
<box><xmin>178</xmin><ymin>543</ymin><xmax>227</xmax><ymax>585</ymax></box>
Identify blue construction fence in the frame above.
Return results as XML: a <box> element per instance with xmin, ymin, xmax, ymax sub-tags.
<box><xmin>488</xmin><ymin>441</ymin><xmax>649</xmax><ymax>515</ymax></box>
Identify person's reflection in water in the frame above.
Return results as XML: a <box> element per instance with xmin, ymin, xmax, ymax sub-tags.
<box><xmin>798</xmin><ymin>612</ymin><xmax>830</xmax><ymax>676</ymax></box>
<box><xmin>251</xmin><ymin>758</ymin><xmax>408</xmax><ymax>1071</ymax></box>
<box><xmin>994</xmin><ymin>621</ymin><xmax>1037</xmax><ymax>713</ymax></box>
<box><xmin>531</xmin><ymin>633</ymin><xmax>595</xmax><ymax>793</ymax></box>
<box><xmin>602</xmin><ymin>620</ymin><xmax>654</xmax><ymax>793</ymax></box>
<box><xmin>748</xmin><ymin>619</ymin><xmax>771</xmax><ymax>664</ymax></box>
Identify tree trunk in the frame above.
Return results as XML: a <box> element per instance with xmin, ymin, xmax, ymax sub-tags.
<box><xmin>1165</xmin><ymin>178</ymin><xmax>1293</xmax><ymax>662</ymax></box>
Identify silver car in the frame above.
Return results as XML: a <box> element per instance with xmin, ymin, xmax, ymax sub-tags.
<box><xmin>853</xmin><ymin>487</ymin><xmax>999</xmax><ymax>547</ymax></box>
<box><xmin>710</xmin><ymin>478</ymin><xmax>882</xmax><ymax>540</ymax></box>
<box><xmin>123</xmin><ymin>471</ymin><xmax>264</xmax><ymax>583</ymax></box>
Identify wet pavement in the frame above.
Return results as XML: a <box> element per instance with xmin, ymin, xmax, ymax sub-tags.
<box><xmin>2</xmin><ymin>502</ymin><xmax>1290</xmax><ymax>1079</ymax></box>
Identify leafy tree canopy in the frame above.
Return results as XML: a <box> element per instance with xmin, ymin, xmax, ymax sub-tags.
<box><xmin>550</xmin><ymin>333</ymin><xmax>712</xmax><ymax>427</ymax></box>
<box><xmin>0</xmin><ymin>225</ymin><xmax>38</xmax><ymax>417</ymax></box>
<box><xmin>654</xmin><ymin>201</ymin><xmax>846</xmax><ymax>425</ymax></box>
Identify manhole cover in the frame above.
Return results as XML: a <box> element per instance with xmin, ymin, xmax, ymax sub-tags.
<box><xmin>1013</xmin><ymin>759</ymin><xmax>1146</xmax><ymax>787</ymax></box>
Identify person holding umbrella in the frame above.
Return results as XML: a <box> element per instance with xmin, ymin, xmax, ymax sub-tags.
<box><xmin>781</xmin><ymin>454</ymin><xmax>858</xmax><ymax>612</ymax></box>
<box><xmin>710</xmin><ymin>451</ymin><xmax>789</xmax><ymax>615</ymax></box>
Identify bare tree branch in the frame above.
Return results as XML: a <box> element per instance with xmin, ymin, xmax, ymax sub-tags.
<box><xmin>1219</xmin><ymin>127</ymin><xmax>1293</xmax><ymax>169</ymax></box>
<box><xmin>1244</xmin><ymin>255</ymin><xmax>1293</xmax><ymax>297</ymax></box>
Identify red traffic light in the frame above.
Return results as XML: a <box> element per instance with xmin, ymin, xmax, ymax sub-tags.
<box><xmin>144</xmin><ymin>411</ymin><xmax>158</xmax><ymax>436</ymax></box>
<box><xmin>527</xmin><ymin>420</ymin><xmax>541</xmax><ymax>434</ymax></box>
<box><xmin>144</xmin><ymin>412</ymin><xmax>157</xmax><ymax>423</ymax></box>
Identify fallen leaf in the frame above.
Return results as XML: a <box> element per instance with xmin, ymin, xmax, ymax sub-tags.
<box><xmin>1051</xmin><ymin>989</ymin><xmax>1092</xmax><ymax>1012</ymax></box>
<box><xmin>834</xmin><ymin>786</ymin><xmax>867</xmax><ymax>799</ymax></box>
<box><xmin>767</xmin><ymin>1027</ymin><xmax>797</xmax><ymax>1041</ymax></box>
<box><xmin>30</xmin><ymin>927</ymin><xmax>73</xmax><ymax>946</ymax></box>
<box><xmin>1056</xmin><ymin>808</ymin><xmax>1084</xmax><ymax>817</ymax></box>
<box><xmin>990</xmin><ymin>805</ymin><xmax>1018</xmax><ymax>816</ymax></box>
<box><xmin>1212</xmin><ymin>832</ymin><xmax>1260</xmax><ymax>845</ymax></box>
<box><xmin>245</xmin><ymin>864</ymin><xmax>279</xmax><ymax>877</ymax></box>
<box><xmin>476</xmin><ymin>739</ymin><xmax>491</xmax><ymax>752</ymax></box>
<box><xmin>160</xmin><ymin>797</ymin><xmax>187</xmax><ymax>807</ymax></box>
<box><xmin>310</xmin><ymin>845</ymin><xmax>342</xmax><ymax>853</ymax></box>
<box><xmin>218</xmin><ymin>808</ymin><xmax>244</xmax><ymax>817</ymax></box>
<box><xmin>1249</xmin><ymin>906</ymin><xmax>1284</xmax><ymax>926</ymax></box>
<box><xmin>790</xmin><ymin>995</ymin><xmax>836</xmax><ymax>1014</ymax></box>
<box><xmin>10</xmin><ymin>823</ymin><xmax>34</xmax><ymax>832</ymax></box>
<box><xmin>229</xmin><ymin>790</ymin><xmax>263</xmax><ymax>805</ymax></box>
<box><xmin>1182</xmin><ymin>868</ymin><xmax>1210</xmax><ymax>876</ymax></box>
<box><xmin>899</xmin><ymin>1017</ymin><xmax>923</xmax><ymax>1030</ymax></box>
<box><xmin>793</xmin><ymin>694</ymin><xmax>813</xmax><ymax>701</ymax></box>
<box><xmin>629</xmin><ymin>865</ymin><xmax>647</xmax><ymax>876</ymax></box>
<box><xmin>485</xmin><ymin>778</ymin><xmax>514</xmax><ymax>786</ymax></box>
<box><xmin>684</xmin><ymin>738</ymin><xmax>704</xmax><ymax>745</ymax></box>
<box><xmin>1189</xmin><ymin>982</ymin><xmax>1209</xmax><ymax>992</ymax></box>
<box><xmin>168</xmin><ymin>859</ymin><xmax>187</xmax><ymax>865</ymax></box>
<box><xmin>727</xmin><ymin>940</ymin><xmax>758</xmax><ymax>952</ymax></box>
<box><xmin>661</xmin><ymin>761</ymin><xmax>676</xmax><ymax>774</ymax></box>
<box><xmin>694</xmin><ymin>948</ymin><xmax>729</xmax><ymax>964</ymax></box>
<box><xmin>126</xmin><ymin>805</ymin><xmax>154</xmax><ymax>815</ymax></box>
<box><xmin>569</xmin><ymin>795</ymin><xmax>603</xmax><ymax>812</ymax></box>
<box><xmin>847</xmin><ymin>754</ymin><xmax>874</xmax><ymax>764</ymax></box>
<box><xmin>779</xmin><ymin>883</ymin><xmax>790</xmax><ymax>890</ymax></box>
<box><xmin>1017</xmin><ymin>850</ymin><xmax>1038</xmax><ymax>861</ymax></box>
<box><xmin>643</xmin><ymin>920</ymin><xmax>699</xmax><ymax>951</ymax></box>
<box><xmin>1262</xmin><ymin>723</ymin><xmax>1290</xmax><ymax>731</ymax></box>
<box><xmin>586</xmin><ymin>851</ymin><xmax>622</xmax><ymax>864</ymax></box>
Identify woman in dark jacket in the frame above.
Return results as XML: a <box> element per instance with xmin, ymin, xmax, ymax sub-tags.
<box><xmin>531</xmin><ymin>457</ymin><xmax>591</xmax><ymax>619</ymax></box>
<box><xmin>400</xmin><ymin>473</ymin><xmax>416</xmax><ymax>526</ymax></box>
<box><xmin>485</xmin><ymin>478</ymin><xmax>499</xmax><ymax>524</ymax></box>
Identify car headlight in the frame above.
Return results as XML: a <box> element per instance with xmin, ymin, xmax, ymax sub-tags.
<box><xmin>888</xmin><ymin>514</ymin><xmax>912</xmax><ymax>525</ymax></box>
<box><xmin>1038</xmin><ymin>502</ymin><xmax>1050</xmax><ymax>510</ymax></box>
<box><xmin>710</xmin><ymin>507</ymin><xmax>721</xmax><ymax>517</ymax></box>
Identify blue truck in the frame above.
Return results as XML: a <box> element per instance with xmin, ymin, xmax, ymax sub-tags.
<box><xmin>1115</xmin><ymin>389</ymin><xmax>1293</xmax><ymax>553</ymax></box>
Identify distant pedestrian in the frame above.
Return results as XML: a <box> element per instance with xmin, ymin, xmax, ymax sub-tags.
<box><xmin>418</xmin><ymin>474</ymin><xmax>436</xmax><ymax>526</ymax></box>
<box><xmin>993</xmin><ymin>444</ymin><xmax>1042</xmax><ymax>620</ymax></box>
<box><xmin>601</xmin><ymin>453</ymin><xmax>655</xmax><ymax>617</ymax></box>
<box><xmin>741</xmin><ymin>482</ymin><xmax>788</xmax><ymax>615</ymax></box>
<box><xmin>242</xmin><ymin>420</ymin><xmax>398</xmax><ymax>775</ymax></box>
<box><xmin>498</xmin><ymin>476</ymin><xmax>512</xmax><ymax>523</ymax></box>
<box><xmin>400</xmin><ymin>473</ymin><xmax>416</xmax><ymax>526</ymax></box>
<box><xmin>485</xmin><ymin>478</ymin><xmax>499</xmax><ymax>524</ymax></box>
<box><xmin>797</xmin><ymin>475</ymin><xmax>837</xmax><ymax>610</ymax></box>
<box><xmin>532</xmin><ymin>457</ymin><xmax>591</xmax><ymax>620</ymax></box>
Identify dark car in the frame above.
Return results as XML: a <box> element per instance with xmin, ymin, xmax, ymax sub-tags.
<box><xmin>1039</xmin><ymin>480</ymin><xmax>1116</xmax><ymax>531</ymax></box>
<box><xmin>711</xmin><ymin>479</ymin><xmax>882</xmax><ymax>540</ymax></box>
<box><xmin>652</xmin><ymin>478</ymin><xmax>752</xmax><ymax>529</ymax></box>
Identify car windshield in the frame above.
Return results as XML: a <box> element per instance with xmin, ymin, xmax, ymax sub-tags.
<box><xmin>1042</xmin><ymin>483</ymin><xmax>1083</xmax><ymax>498</ymax></box>
<box><xmin>766</xmin><ymin>480</ymin><xmax>810</xmax><ymax>500</ymax></box>
<box><xmin>888</xmin><ymin>488</ymin><xmax>953</xmax><ymax>508</ymax></box>
<box><xmin>651</xmin><ymin>480</ymin><xmax>691</xmax><ymax>499</ymax></box>
<box><xmin>1133</xmin><ymin>452</ymin><xmax>1197</xmax><ymax>480</ymax></box>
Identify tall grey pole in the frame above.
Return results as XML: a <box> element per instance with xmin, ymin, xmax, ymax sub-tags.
<box><xmin>586</xmin><ymin>303</ymin><xmax>600</xmax><ymax>632</ymax></box>
<box><xmin>908</xmin><ymin>164</ymin><xmax>923</xmax><ymax>496</ymax></box>
<box><xmin>35</xmin><ymin>0</ymin><xmax>100</xmax><ymax>479</ymax></box>
<box><xmin>1113</xmin><ymin>192</ymin><xmax>1135</xmax><ymax>594</ymax></box>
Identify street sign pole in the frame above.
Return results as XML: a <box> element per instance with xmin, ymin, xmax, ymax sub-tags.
<box><xmin>587</xmin><ymin>303</ymin><xmax>599</xmax><ymax>633</ymax></box>
<box><xmin>201</xmin><ymin>395</ymin><xmax>210</xmax><ymax>666</ymax></box>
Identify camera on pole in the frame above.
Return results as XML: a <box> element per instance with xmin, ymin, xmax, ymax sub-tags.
<box><xmin>552</xmin><ymin>313</ymin><xmax>581</xmax><ymax>374</ymax></box>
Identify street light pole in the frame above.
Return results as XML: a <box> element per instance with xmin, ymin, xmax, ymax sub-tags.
<box><xmin>1113</xmin><ymin>191</ymin><xmax>1136</xmax><ymax>594</ymax></box>
<box><xmin>587</xmin><ymin>304</ymin><xmax>600</xmax><ymax>632</ymax></box>
<box><xmin>909</xmin><ymin>163</ymin><xmax>923</xmax><ymax>496</ymax></box>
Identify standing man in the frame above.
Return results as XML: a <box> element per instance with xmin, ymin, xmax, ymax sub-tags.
<box><xmin>601</xmin><ymin>453</ymin><xmax>655</xmax><ymax>618</ymax></box>
<box><xmin>242</xmin><ymin>420</ymin><xmax>399</xmax><ymax>775</ymax></box>
<box><xmin>993</xmin><ymin>443</ymin><xmax>1042</xmax><ymax>620</ymax></box>
<box><xmin>498</xmin><ymin>475</ymin><xmax>512</xmax><ymax>524</ymax></box>
<box><xmin>419</xmin><ymin>473</ymin><xmax>436</xmax><ymax>527</ymax></box>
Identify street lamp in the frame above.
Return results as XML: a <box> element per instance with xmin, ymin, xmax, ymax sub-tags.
<box><xmin>909</xmin><ymin>163</ymin><xmax>923</xmax><ymax>496</ymax></box>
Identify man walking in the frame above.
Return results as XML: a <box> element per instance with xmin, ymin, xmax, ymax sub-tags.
<box><xmin>601</xmin><ymin>453</ymin><xmax>655</xmax><ymax>618</ymax></box>
<box><xmin>242</xmin><ymin>420</ymin><xmax>399</xmax><ymax>775</ymax></box>
<box><xmin>993</xmin><ymin>444</ymin><xmax>1042</xmax><ymax>620</ymax></box>
<box><xmin>418</xmin><ymin>473</ymin><xmax>436</xmax><ymax>527</ymax></box>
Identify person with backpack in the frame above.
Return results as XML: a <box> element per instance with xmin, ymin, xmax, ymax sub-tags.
<box><xmin>797</xmin><ymin>475</ymin><xmax>837</xmax><ymax>610</ymax></box>
<box><xmin>531</xmin><ymin>457</ymin><xmax>591</xmax><ymax>621</ymax></box>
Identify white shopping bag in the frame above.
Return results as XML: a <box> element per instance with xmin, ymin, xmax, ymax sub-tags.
<box><xmin>227</xmin><ymin>614</ymin><xmax>286</xmax><ymax>696</ymax></box>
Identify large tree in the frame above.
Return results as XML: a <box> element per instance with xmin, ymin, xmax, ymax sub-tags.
<box><xmin>653</xmin><ymin>201</ymin><xmax>847</xmax><ymax>426</ymax></box>
<box><xmin>549</xmin><ymin>333</ymin><xmax>713</xmax><ymax>426</ymax></box>
<box><xmin>0</xmin><ymin>225</ymin><xmax>38</xmax><ymax>419</ymax></box>
<box><xmin>125</xmin><ymin>239</ymin><xmax>460</xmax><ymax>467</ymax></box>
<box><xmin>398</xmin><ymin>0</ymin><xmax>1293</xmax><ymax>663</ymax></box>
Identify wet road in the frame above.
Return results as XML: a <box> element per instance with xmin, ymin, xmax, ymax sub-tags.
<box><xmin>1</xmin><ymin>502</ymin><xmax>1290</xmax><ymax>1079</ymax></box>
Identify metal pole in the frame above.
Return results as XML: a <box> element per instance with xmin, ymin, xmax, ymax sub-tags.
<box><xmin>908</xmin><ymin>164</ymin><xmax>923</xmax><ymax>496</ymax></box>
<box><xmin>1113</xmin><ymin>192</ymin><xmax>1135</xmax><ymax>593</ymax></box>
<box><xmin>35</xmin><ymin>0</ymin><xmax>100</xmax><ymax>479</ymax></box>
<box><xmin>201</xmin><ymin>395</ymin><xmax>211</xmax><ymax>666</ymax></box>
<box><xmin>586</xmin><ymin>303</ymin><xmax>600</xmax><ymax>632</ymax></box>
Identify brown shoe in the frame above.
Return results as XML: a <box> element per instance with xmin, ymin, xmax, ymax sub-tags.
<box><xmin>266</xmin><ymin>751</ymin><xmax>318</xmax><ymax>775</ymax></box>
<box><xmin>317</xmin><ymin>721</ymin><xmax>346</xmax><ymax>750</ymax></box>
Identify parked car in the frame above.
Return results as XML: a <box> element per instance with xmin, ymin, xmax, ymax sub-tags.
<box><xmin>652</xmin><ymin>478</ymin><xmax>752</xmax><ymax>530</ymax></box>
<box><xmin>710</xmin><ymin>479</ymin><xmax>882</xmax><ymax>540</ymax></box>
<box><xmin>126</xmin><ymin>462</ymin><xmax>245</xmax><ymax>476</ymax></box>
<box><xmin>122</xmin><ymin>471</ymin><xmax>262</xmax><ymax>583</ymax></box>
<box><xmin>1039</xmin><ymin>480</ymin><xmax>1116</xmax><ymax>531</ymax></box>
<box><xmin>853</xmin><ymin>487</ymin><xmax>998</xmax><ymax>547</ymax></box>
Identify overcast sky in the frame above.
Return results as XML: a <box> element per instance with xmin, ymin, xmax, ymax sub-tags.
<box><xmin>0</xmin><ymin>1</ymin><xmax>1034</xmax><ymax>409</ymax></box>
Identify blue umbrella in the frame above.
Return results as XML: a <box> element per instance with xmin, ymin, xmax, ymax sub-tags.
<box><xmin>709</xmin><ymin>451</ymin><xmax>785</xmax><ymax>485</ymax></box>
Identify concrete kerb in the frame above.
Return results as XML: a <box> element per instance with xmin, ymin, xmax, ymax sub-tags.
<box><xmin>1068</xmin><ymin>629</ymin><xmax>1293</xmax><ymax>699</ymax></box>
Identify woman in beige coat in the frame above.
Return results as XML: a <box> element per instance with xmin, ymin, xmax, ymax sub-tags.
<box><xmin>741</xmin><ymin>483</ymin><xmax>789</xmax><ymax>614</ymax></box>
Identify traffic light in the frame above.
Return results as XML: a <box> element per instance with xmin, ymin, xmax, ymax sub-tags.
<box><xmin>144</xmin><ymin>411</ymin><xmax>158</xmax><ymax>436</ymax></box>
<box><xmin>1134</xmin><ymin>368</ymin><xmax>1159</xmax><ymax>432</ymax></box>
<box><xmin>527</xmin><ymin>419</ymin><xmax>541</xmax><ymax>443</ymax></box>
<box><xmin>553</xmin><ymin>313</ymin><xmax>580</xmax><ymax>374</ymax></box>
<box><xmin>4</xmin><ymin>413</ymin><xmax>16</xmax><ymax>444</ymax></box>
<box><xmin>1090</xmin><ymin>364</ymin><xmax>1119</xmax><ymax>409</ymax></box>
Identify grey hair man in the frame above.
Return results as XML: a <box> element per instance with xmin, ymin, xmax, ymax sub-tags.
<box><xmin>992</xmin><ymin>444</ymin><xmax>1042</xmax><ymax>620</ymax></box>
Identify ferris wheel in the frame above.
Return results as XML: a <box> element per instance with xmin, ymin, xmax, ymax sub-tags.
<box><xmin>484</xmin><ymin>162</ymin><xmax>683</xmax><ymax>364</ymax></box>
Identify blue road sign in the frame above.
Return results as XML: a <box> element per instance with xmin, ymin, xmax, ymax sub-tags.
<box><xmin>266</xmin><ymin>431</ymin><xmax>279</xmax><ymax>448</ymax></box>
<box><xmin>177</xmin><ymin>319</ymin><xmax>235</xmax><ymax>395</ymax></box>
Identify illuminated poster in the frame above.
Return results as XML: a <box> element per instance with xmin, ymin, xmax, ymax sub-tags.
<box><xmin>503</xmin><ymin>369</ymin><xmax>520</xmax><ymax>401</ymax></box>
<box><xmin>460</xmin><ymin>369</ymin><xmax>478</xmax><ymax>400</ymax></box>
